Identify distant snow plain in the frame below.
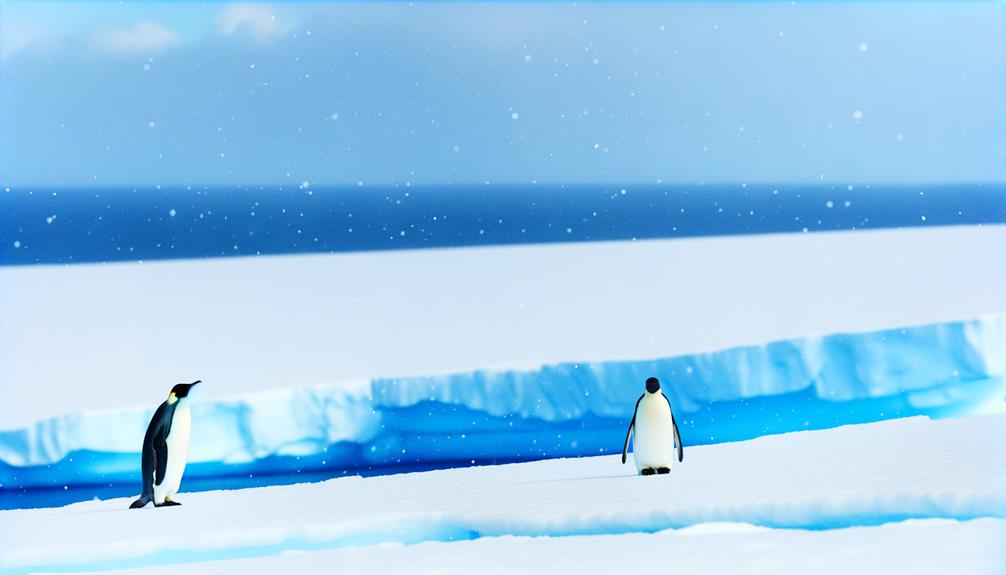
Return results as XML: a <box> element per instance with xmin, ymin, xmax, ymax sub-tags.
<box><xmin>2</xmin><ymin>225</ymin><xmax>1003</xmax><ymax>427</ymax></box>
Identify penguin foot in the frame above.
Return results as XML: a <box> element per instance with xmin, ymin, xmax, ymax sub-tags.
<box><xmin>129</xmin><ymin>497</ymin><xmax>150</xmax><ymax>509</ymax></box>
<box><xmin>640</xmin><ymin>468</ymin><xmax>656</xmax><ymax>476</ymax></box>
<box><xmin>657</xmin><ymin>467</ymin><xmax>670</xmax><ymax>475</ymax></box>
<box><xmin>155</xmin><ymin>500</ymin><xmax>182</xmax><ymax>507</ymax></box>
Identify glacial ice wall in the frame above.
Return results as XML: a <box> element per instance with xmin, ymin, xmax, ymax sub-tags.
<box><xmin>1</xmin><ymin>315</ymin><xmax>1003</xmax><ymax>489</ymax></box>
<box><xmin>374</xmin><ymin>314</ymin><xmax>1006</xmax><ymax>416</ymax></box>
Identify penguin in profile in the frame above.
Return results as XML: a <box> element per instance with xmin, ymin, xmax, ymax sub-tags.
<box><xmin>130</xmin><ymin>380</ymin><xmax>201</xmax><ymax>509</ymax></box>
<box><xmin>622</xmin><ymin>377</ymin><xmax>683</xmax><ymax>475</ymax></box>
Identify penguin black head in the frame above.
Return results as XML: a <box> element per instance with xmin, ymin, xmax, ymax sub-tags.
<box><xmin>645</xmin><ymin>377</ymin><xmax>661</xmax><ymax>394</ymax></box>
<box><xmin>169</xmin><ymin>380</ymin><xmax>201</xmax><ymax>400</ymax></box>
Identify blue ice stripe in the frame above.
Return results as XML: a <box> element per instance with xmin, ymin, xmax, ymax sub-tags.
<box><xmin>1</xmin><ymin>184</ymin><xmax>1004</xmax><ymax>266</ymax></box>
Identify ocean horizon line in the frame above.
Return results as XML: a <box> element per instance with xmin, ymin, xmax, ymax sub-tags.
<box><xmin>2</xmin><ymin>183</ymin><xmax>1004</xmax><ymax>266</ymax></box>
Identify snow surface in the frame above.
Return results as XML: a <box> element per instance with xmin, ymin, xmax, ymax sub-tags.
<box><xmin>2</xmin><ymin>414</ymin><xmax>1004</xmax><ymax>573</ymax></box>
<box><xmin>52</xmin><ymin>519</ymin><xmax>1006</xmax><ymax>575</ymax></box>
<box><xmin>2</xmin><ymin>225</ymin><xmax>1004</xmax><ymax>429</ymax></box>
<box><xmin>2</xmin><ymin>314</ymin><xmax>1002</xmax><ymax>488</ymax></box>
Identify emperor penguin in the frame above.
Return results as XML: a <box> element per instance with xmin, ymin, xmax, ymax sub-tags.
<box><xmin>130</xmin><ymin>380</ymin><xmax>200</xmax><ymax>509</ymax></box>
<box><xmin>622</xmin><ymin>377</ymin><xmax>683</xmax><ymax>475</ymax></box>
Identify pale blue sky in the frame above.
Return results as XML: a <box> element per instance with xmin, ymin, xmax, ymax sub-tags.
<box><xmin>1</xmin><ymin>1</ymin><xmax>1004</xmax><ymax>187</ymax></box>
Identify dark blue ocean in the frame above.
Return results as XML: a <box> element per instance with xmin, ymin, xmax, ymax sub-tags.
<box><xmin>2</xmin><ymin>184</ymin><xmax>1004</xmax><ymax>266</ymax></box>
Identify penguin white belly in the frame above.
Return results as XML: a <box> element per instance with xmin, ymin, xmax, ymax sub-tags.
<box><xmin>154</xmin><ymin>402</ymin><xmax>191</xmax><ymax>504</ymax></box>
<box><xmin>633</xmin><ymin>395</ymin><xmax>676</xmax><ymax>473</ymax></box>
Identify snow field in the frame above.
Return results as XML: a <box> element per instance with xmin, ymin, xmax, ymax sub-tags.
<box><xmin>2</xmin><ymin>414</ymin><xmax>1004</xmax><ymax>573</ymax></box>
<box><xmin>52</xmin><ymin>519</ymin><xmax>1006</xmax><ymax>575</ymax></box>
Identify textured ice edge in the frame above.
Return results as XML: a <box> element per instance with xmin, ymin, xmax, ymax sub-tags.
<box><xmin>1</xmin><ymin>315</ymin><xmax>1003</xmax><ymax>487</ymax></box>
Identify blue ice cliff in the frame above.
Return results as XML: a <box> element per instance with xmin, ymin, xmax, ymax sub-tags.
<box><xmin>1</xmin><ymin>315</ymin><xmax>1003</xmax><ymax>489</ymax></box>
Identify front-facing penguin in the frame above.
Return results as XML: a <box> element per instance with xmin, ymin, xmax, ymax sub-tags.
<box><xmin>622</xmin><ymin>377</ymin><xmax>683</xmax><ymax>475</ymax></box>
<box><xmin>130</xmin><ymin>380</ymin><xmax>201</xmax><ymax>508</ymax></box>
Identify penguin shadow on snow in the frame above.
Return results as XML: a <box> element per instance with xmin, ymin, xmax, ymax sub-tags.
<box><xmin>521</xmin><ymin>473</ymin><xmax>640</xmax><ymax>485</ymax></box>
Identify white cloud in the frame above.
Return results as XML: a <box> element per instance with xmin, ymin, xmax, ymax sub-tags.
<box><xmin>90</xmin><ymin>21</ymin><xmax>180</xmax><ymax>56</ymax></box>
<box><xmin>216</xmin><ymin>4</ymin><xmax>291</xmax><ymax>41</ymax></box>
<box><xmin>1</xmin><ymin>23</ymin><xmax>58</xmax><ymax>61</ymax></box>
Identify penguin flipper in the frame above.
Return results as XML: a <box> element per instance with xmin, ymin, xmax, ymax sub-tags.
<box><xmin>673</xmin><ymin>414</ymin><xmax>684</xmax><ymax>463</ymax></box>
<box><xmin>622</xmin><ymin>395</ymin><xmax>644</xmax><ymax>464</ymax></box>
<box><xmin>148</xmin><ymin>402</ymin><xmax>175</xmax><ymax>487</ymax></box>
<box><xmin>621</xmin><ymin>419</ymin><xmax>634</xmax><ymax>464</ymax></box>
<box><xmin>154</xmin><ymin>438</ymin><xmax>169</xmax><ymax>486</ymax></box>
<box><xmin>661</xmin><ymin>394</ymin><xmax>684</xmax><ymax>463</ymax></box>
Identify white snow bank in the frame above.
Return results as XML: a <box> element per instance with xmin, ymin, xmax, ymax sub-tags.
<box><xmin>2</xmin><ymin>414</ymin><xmax>1004</xmax><ymax>573</ymax></box>
<box><xmin>54</xmin><ymin>519</ymin><xmax>1006</xmax><ymax>575</ymax></box>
